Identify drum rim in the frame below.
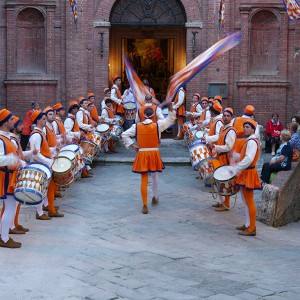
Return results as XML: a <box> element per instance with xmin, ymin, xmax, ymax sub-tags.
<box><xmin>123</xmin><ymin>102</ymin><xmax>136</xmax><ymax>109</ymax></box>
<box><xmin>96</xmin><ymin>124</ymin><xmax>110</xmax><ymax>132</ymax></box>
<box><xmin>199</xmin><ymin>156</ymin><xmax>218</xmax><ymax>165</ymax></box>
<box><xmin>22</xmin><ymin>164</ymin><xmax>51</xmax><ymax>179</ymax></box>
<box><xmin>61</xmin><ymin>143</ymin><xmax>80</xmax><ymax>152</ymax></box>
<box><xmin>52</xmin><ymin>156</ymin><xmax>72</xmax><ymax>172</ymax></box>
<box><xmin>14</xmin><ymin>188</ymin><xmax>44</xmax><ymax>205</ymax></box>
<box><xmin>188</xmin><ymin>141</ymin><xmax>206</xmax><ymax>149</ymax></box>
<box><xmin>213</xmin><ymin>165</ymin><xmax>236</xmax><ymax>181</ymax></box>
<box><xmin>58</xmin><ymin>150</ymin><xmax>76</xmax><ymax>159</ymax></box>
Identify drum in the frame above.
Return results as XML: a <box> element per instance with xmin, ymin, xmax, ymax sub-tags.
<box><xmin>198</xmin><ymin>157</ymin><xmax>221</xmax><ymax>186</ymax></box>
<box><xmin>123</xmin><ymin>102</ymin><xmax>137</xmax><ymax>120</ymax></box>
<box><xmin>80</xmin><ymin>140</ymin><xmax>97</xmax><ymax>164</ymax></box>
<box><xmin>60</xmin><ymin>144</ymin><xmax>84</xmax><ymax>177</ymax></box>
<box><xmin>194</xmin><ymin>130</ymin><xmax>204</xmax><ymax>142</ymax></box>
<box><xmin>90</xmin><ymin>132</ymin><xmax>105</xmax><ymax>149</ymax></box>
<box><xmin>52</xmin><ymin>156</ymin><xmax>74</xmax><ymax>187</ymax></box>
<box><xmin>182</xmin><ymin>121</ymin><xmax>193</xmax><ymax>133</ymax></box>
<box><xmin>14</xmin><ymin>162</ymin><xmax>52</xmax><ymax>205</ymax></box>
<box><xmin>58</xmin><ymin>150</ymin><xmax>76</xmax><ymax>171</ymax></box>
<box><xmin>185</xmin><ymin>129</ymin><xmax>197</xmax><ymax>145</ymax></box>
<box><xmin>114</xmin><ymin>115</ymin><xmax>124</xmax><ymax>126</ymax></box>
<box><xmin>96</xmin><ymin>124</ymin><xmax>111</xmax><ymax>141</ymax></box>
<box><xmin>213</xmin><ymin>165</ymin><xmax>240</xmax><ymax>196</ymax></box>
<box><xmin>188</xmin><ymin>141</ymin><xmax>210</xmax><ymax>170</ymax></box>
<box><xmin>110</xmin><ymin>125</ymin><xmax>123</xmax><ymax>141</ymax></box>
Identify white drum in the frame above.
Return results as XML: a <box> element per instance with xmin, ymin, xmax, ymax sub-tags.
<box><xmin>110</xmin><ymin>125</ymin><xmax>123</xmax><ymax>141</ymax></box>
<box><xmin>14</xmin><ymin>162</ymin><xmax>52</xmax><ymax>205</ymax></box>
<box><xmin>123</xmin><ymin>102</ymin><xmax>137</xmax><ymax>120</ymax></box>
<box><xmin>213</xmin><ymin>165</ymin><xmax>240</xmax><ymax>196</ymax></box>
<box><xmin>188</xmin><ymin>141</ymin><xmax>210</xmax><ymax>170</ymax></box>
<box><xmin>52</xmin><ymin>157</ymin><xmax>74</xmax><ymax>187</ymax></box>
<box><xmin>96</xmin><ymin>124</ymin><xmax>111</xmax><ymax>141</ymax></box>
<box><xmin>61</xmin><ymin>144</ymin><xmax>84</xmax><ymax>176</ymax></box>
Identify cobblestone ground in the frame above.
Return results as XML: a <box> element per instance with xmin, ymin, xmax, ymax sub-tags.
<box><xmin>1</xmin><ymin>163</ymin><xmax>300</xmax><ymax>300</ymax></box>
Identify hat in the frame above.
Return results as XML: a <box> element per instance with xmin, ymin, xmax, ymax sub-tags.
<box><xmin>210</xmin><ymin>101</ymin><xmax>222</xmax><ymax>115</ymax></box>
<box><xmin>244</xmin><ymin>119</ymin><xmax>257</xmax><ymax>130</ymax></box>
<box><xmin>244</xmin><ymin>105</ymin><xmax>255</xmax><ymax>116</ymax></box>
<box><xmin>43</xmin><ymin>106</ymin><xmax>54</xmax><ymax>115</ymax></box>
<box><xmin>68</xmin><ymin>101</ymin><xmax>79</xmax><ymax>111</ymax></box>
<box><xmin>87</xmin><ymin>93</ymin><xmax>94</xmax><ymax>99</ymax></box>
<box><xmin>87</xmin><ymin>101</ymin><xmax>93</xmax><ymax>106</ymax></box>
<box><xmin>214</xmin><ymin>95</ymin><xmax>222</xmax><ymax>103</ymax></box>
<box><xmin>12</xmin><ymin>116</ymin><xmax>22</xmax><ymax>128</ymax></box>
<box><xmin>103</xmin><ymin>88</ymin><xmax>110</xmax><ymax>94</ymax></box>
<box><xmin>0</xmin><ymin>109</ymin><xmax>12</xmax><ymax>126</ymax></box>
<box><xmin>78</xmin><ymin>97</ymin><xmax>86</xmax><ymax>105</ymax></box>
<box><xmin>193</xmin><ymin>93</ymin><xmax>200</xmax><ymax>99</ymax></box>
<box><xmin>201</xmin><ymin>96</ymin><xmax>208</xmax><ymax>102</ymax></box>
<box><xmin>223</xmin><ymin>107</ymin><xmax>233</xmax><ymax>116</ymax></box>
<box><xmin>30</xmin><ymin>110</ymin><xmax>44</xmax><ymax>123</ymax></box>
<box><xmin>145</xmin><ymin>94</ymin><xmax>152</xmax><ymax>101</ymax></box>
<box><xmin>112</xmin><ymin>75</ymin><xmax>121</xmax><ymax>82</ymax></box>
<box><xmin>52</xmin><ymin>103</ymin><xmax>65</xmax><ymax>112</ymax></box>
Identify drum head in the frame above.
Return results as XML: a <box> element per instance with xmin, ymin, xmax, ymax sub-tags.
<box><xmin>29</xmin><ymin>163</ymin><xmax>52</xmax><ymax>180</ymax></box>
<box><xmin>195</xmin><ymin>130</ymin><xmax>204</xmax><ymax>139</ymax></box>
<box><xmin>14</xmin><ymin>191</ymin><xmax>43</xmax><ymax>205</ymax></box>
<box><xmin>96</xmin><ymin>124</ymin><xmax>109</xmax><ymax>133</ymax></box>
<box><xmin>61</xmin><ymin>144</ymin><xmax>79</xmax><ymax>153</ymax></box>
<box><xmin>124</xmin><ymin>102</ymin><xmax>136</xmax><ymax>109</ymax></box>
<box><xmin>213</xmin><ymin>165</ymin><xmax>236</xmax><ymax>181</ymax></box>
<box><xmin>58</xmin><ymin>150</ymin><xmax>76</xmax><ymax>160</ymax></box>
<box><xmin>52</xmin><ymin>157</ymin><xmax>72</xmax><ymax>172</ymax></box>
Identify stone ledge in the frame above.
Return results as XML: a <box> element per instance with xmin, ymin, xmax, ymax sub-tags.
<box><xmin>257</xmin><ymin>161</ymin><xmax>300</xmax><ymax>227</ymax></box>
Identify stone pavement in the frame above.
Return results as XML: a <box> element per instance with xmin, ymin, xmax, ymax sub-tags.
<box><xmin>1</xmin><ymin>140</ymin><xmax>300</xmax><ymax>300</ymax></box>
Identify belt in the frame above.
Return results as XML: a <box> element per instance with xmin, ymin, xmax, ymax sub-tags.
<box><xmin>218</xmin><ymin>152</ymin><xmax>227</xmax><ymax>156</ymax></box>
<box><xmin>237</xmin><ymin>135</ymin><xmax>248</xmax><ymax>139</ymax></box>
<box><xmin>139</xmin><ymin>148</ymin><xmax>159</xmax><ymax>152</ymax></box>
<box><xmin>246</xmin><ymin>166</ymin><xmax>255</xmax><ymax>170</ymax></box>
<box><xmin>0</xmin><ymin>167</ymin><xmax>14</xmax><ymax>173</ymax></box>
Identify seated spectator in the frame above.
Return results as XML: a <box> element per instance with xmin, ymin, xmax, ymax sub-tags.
<box><xmin>288</xmin><ymin>122</ymin><xmax>300</xmax><ymax>161</ymax></box>
<box><xmin>265</xmin><ymin>113</ymin><xmax>283</xmax><ymax>155</ymax></box>
<box><xmin>261</xmin><ymin>129</ymin><xmax>293</xmax><ymax>184</ymax></box>
<box><xmin>291</xmin><ymin>115</ymin><xmax>300</xmax><ymax>136</ymax></box>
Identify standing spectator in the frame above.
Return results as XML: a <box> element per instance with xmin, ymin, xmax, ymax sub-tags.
<box><xmin>265</xmin><ymin>113</ymin><xmax>283</xmax><ymax>155</ymax></box>
<box><xmin>261</xmin><ymin>129</ymin><xmax>293</xmax><ymax>184</ymax></box>
<box><xmin>20</xmin><ymin>102</ymin><xmax>40</xmax><ymax>150</ymax></box>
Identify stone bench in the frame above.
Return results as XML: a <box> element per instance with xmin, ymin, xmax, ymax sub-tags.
<box><xmin>257</xmin><ymin>161</ymin><xmax>300</xmax><ymax>227</ymax></box>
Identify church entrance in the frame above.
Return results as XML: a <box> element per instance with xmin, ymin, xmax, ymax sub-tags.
<box><xmin>109</xmin><ymin>0</ymin><xmax>187</xmax><ymax>101</ymax></box>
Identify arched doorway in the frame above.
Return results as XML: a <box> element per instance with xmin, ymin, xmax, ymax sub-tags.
<box><xmin>109</xmin><ymin>0</ymin><xmax>187</xmax><ymax>100</ymax></box>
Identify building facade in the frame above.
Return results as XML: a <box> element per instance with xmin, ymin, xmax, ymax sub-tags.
<box><xmin>0</xmin><ymin>0</ymin><xmax>299</xmax><ymax>126</ymax></box>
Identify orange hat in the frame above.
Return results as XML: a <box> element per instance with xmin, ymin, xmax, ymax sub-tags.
<box><xmin>244</xmin><ymin>119</ymin><xmax>257</xmax><ymax>130</ymax></box>
<box><xmin>193</xmin><ymin>93</ymin><xmax>200</xmax><ymax>99</ymax></box>
<box><xmin>201</xmin><ymin>96</ymin><xmax>208</xmax><ymax>102</ymax></box>
<box><xmin>112</xmin><ymin>75</ymin><xmax>121</xmax><ymax>82</ymax></box>
<box><xmin>87</xmin><ymin>93</ymin><xmax>94</xmax><ymax>99</ymax></box>
<box><xmin>68</xmin><ymin>101</ymin><xmax>79</xmax><ymax>110</ymax></box>
<box><xmin>43</xmin><ymin>106</ymin><xmax>54</xmax><ymax>115</ymax></box>
<box><xmin>103</xmin><ymin>87</ymin><xmax>110</xmax><ymax>93</ymax></box>
<box><xmin>0</xmin><ymin>109</ymin><xmax>12</xmax><ymax>125</ymax></box>
<box><xmin>87</xmin><ymin>101</ymin><xmax>93</xmax><ymax>106</ymax></box>
<box><xmin>77</xmin><ymin>97</ymin><xmax>86</xmax><ymax>105</ymax></box>
<box><xmin>52</xmin><ymin>103</ymin><xmax>64</xmax><ymax>111</ymax></box>
<box><xmin>223</xmin><ymin>107</ymin><xmax>233</xmax><ymax>116</ymax></box>
<box><xmin>210</xmin><ymin>101</ymin><xmax>222</xmax><ymax>114</ymax></box>
<box><xmin>214</xmin><ymin>95</ymin><xmax>222</xmax><ymax>102</ymax></box>
<box><xmin>12</xmin><ymin>115</ymin><xmax>22</xmax><ymax>128</ymax></box>
<box><xmin>244</xmin><ymin>105</ymin><xmax>255</xmax><ymax>116</ymax></box>
<box><xmin>30</xmin><ymin>110</ymin><xmax>44</xmax><ymax>123</ymax></box>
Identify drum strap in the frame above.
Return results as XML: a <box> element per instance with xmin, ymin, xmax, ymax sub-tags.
<box><xmin>246</xmin><ymin>166</ymin><xmax>255</xmax><ymax>170</ymax></box>
<box><xmin>0</xmin><ymin>167</ymin><xmax>13</xmax><ymax>173</ymax></box>
<box><xmin>218</xmin><ymin>152</ymin><xmax>226</xmax><ymax>156</ymax></box>
<box><xmin>139</xmin><ymin>148</ymin><xmax>159</xmax><ymax>152</ymax></box>
<box><xmin>237</xmin><ymin>135</ymin><xmax>248</xmax><ymax>139</ymax></box>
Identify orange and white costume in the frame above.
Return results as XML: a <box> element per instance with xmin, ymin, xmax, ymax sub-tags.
<box><xmin>110</xmin><ymin>84</ymin><xmax>124</xmax><ymax>115</ymax></box>
<box><xmin>64</xmin><ymin>114</ymin><xmax>81</xmax><ymax>143</ymax></box>
<box><xmin>173</xmin><ymin>87</ymin><xmax>185</xmax><ymax>138</ymax></box>
<box><xmin>135</xmin><ymin>103</ymin><xmax>164</xmax><ymax>124</ymax></box>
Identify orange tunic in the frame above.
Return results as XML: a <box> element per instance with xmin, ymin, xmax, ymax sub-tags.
<box><xmin>90</xmin><ymin>106</ymin><xmax>99</xmax><ymax>123</ymax></box>
<box><xmin>232</xmin><ymin>117</ymin><xmax>257</xmax><ymax>154</ymax></box>
<box><xmin>215</xmin><ymin>126</ymin><xmax>236</xmax><ymax>165</ymax></box>
<box><xmin>45</xmin><ymin>125</ymin><xmax>57</xmax><ymax>147</ymax></box>
<box><xmin>190</xmin><ymin>103</ymin><xmax>200</xmax><ymax>125</ymax></box>
<box><xmin>208</xmin><ymin>118</ymin><xmax>224</xmax><ymax>137</ymax></box>
<box><xmin>112</xmin><ymin>87</ymin><xmax>125</xmax><ymax>115</ymax></box>
<box><xmin>0</xmin><ymin>134</ymin><xmax>18</xmax><ymax>198</ymax></box>
<box><xmin>54</xmin><ymin>117</ymin><xmax>66</xmax><ymax>135</ymax></box>
<box><xmin>66</xmin><ymin>116</ymin><xmax>80</xmax><ymax>133</ymax></box>
<box><xmin>138</xmin><ymin>104</ymin><xmax>158</xmax><ymax>123</ymax></box>
<box><xmin>132</xmin><ymin>122</ymin><xmax>164</xmax><ymax>173</ymax></box>
<box><xmin>30</xmin><ymin>130</ymin><xmax>51</xmax><ymax>158</ymax></box>
<box><xmin>174</xmin><ymin>90</ymin><xmax>186</xmax><ymax>116</ymax></box>
<box><xmin>235</xmin><ymin>138</ymin><xmax>261</xmax><ymax>190</ymax></box>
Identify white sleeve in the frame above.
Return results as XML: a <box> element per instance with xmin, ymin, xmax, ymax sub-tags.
<box><xmin>110</xmin><ymin>88</ymin><xmax>122</xmax><ymax>104</ymax></box>
<box><xmin>0</xmin><ymin>140</ymin><xmax>19</xmax><ymax>166</ymax></box>
<box><xmin>202</xmin><ymin>110</ymin><xmax>211</xmax><ymax>126</ymax></box>
<box><xmin>121</xmin><ymin>124</ymin><xmax>137</xmax><ymax>148</ymax></box>
<box><xmin>156</xmin><ymin>107</ymin><xmax>165</xmax><ymax>121</ymax></box>
<box><xmin>214</xmin><ymin>129</ymin><xmax>236</xmax><ymax>153</ymax></box>
<box><xmin>236</xmin><ymin>140</ymin><xmax>258</xmax><ymax>171</ymax></box>
<box><xmin>76</xmin><ymin>111</ymin><xmax>93</xmax><ymax>131</ymax></box>
<box><xmin>29</xmin><ymin>133</ymin><xmax>53</xmax><ymax>167</ymax></box>
<box><xmin>157</xmin><ymin>110</ymin><xmax>177</xmax><ymax>132</ymax></box>
<box><xmin>64</xmin><ymin>118</ymin><xmax>80</xmax><ymax>141</ymax></box>
<box><xmin>206</xmin><ymin>120</ymin><xmax>223</xmax><ymax>143</ymax></box>
<box><xmin>173</xmin><ymin>90</ymin><xmax>185</xmax><ymax>109</ymax></box>
<box><xmin>101</xmin><ymin>109</ymin><xmax>115</xmax><ymax>124</ymax></box>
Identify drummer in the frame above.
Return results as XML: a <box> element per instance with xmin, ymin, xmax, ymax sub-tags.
<box><xmin>198</xmin><ymin>97</ymin><xmax>211</xmax><ymax>130</ymax></box>
<box><xmin>211</xmin><ymin>108</ymin><xmax>237</xmax><ymax>212</ymax></box>
<box><xmin>110</xmin><ymin>75</ymin><xmax>125</xmax><ymax>116</ymax></box>
<box><xmin>0</xmin><ymin>109</ymin><xmax>25</xmax><ymax>248</ymax></box>
<box><xmin>101</xmin><ymin>88</ymin><xmax>111</xmax><ymax>111</ymax></box>
<box><xmin>186</xmin><ymin>93</ymin><xmax>202</xmax><ymax>126</ymax></box>
<box><xmin>87</xmin><ymin>92</ymin><xmax>103</xmax><ymax>124</ymax></box>
<box><xmin>229</xmin><ymin>119</ymin><xmax>261</xmax><ymax>236</ymax></box>
<box><xmin>52</xmin><ymin>103</ymin><xmax>67</xmax><ymax>146</ymax></box>
<box><xmin>29</xmin><ymin>110</ymin><xmax>64</xmax><ymax>219</ymax></box>
<box><xmin>135</xmin><ymin>94</ymin><xmax>164</xmax><ymax>124</ymax></box>
<box><xmin>101</xmin><ymin>98</ymin><xmax>119</xmax><ymax>154</ymax></box>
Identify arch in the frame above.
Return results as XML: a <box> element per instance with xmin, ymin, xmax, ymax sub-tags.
<box><xmin>109</xmin><ymin>0</ymin><xmax>187</xmax><ymax>25</ymax></box>
<box><xmin>249</xmin><ymin>9</ymin><xmax>280</xmax><ymax>75</ymax></box>
<box><xmin>16</xmin><ymin>8</ymin><xmax>45</xmax><ymax>73</ymax></box>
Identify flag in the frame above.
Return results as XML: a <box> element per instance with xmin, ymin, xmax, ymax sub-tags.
<box><xmin>69</xmin><ymin>0</ymin><xmax>78</xmax><ymax>24</ymax></box>
<box><xmin>282</xmin><ymin>0</ymin><xmax>300</xmax><ymax>20</ymax></box>
<box><xmin>165</xmin><ymin>31</ymin><xmax>241</xmax><ymax>103</ymax></box>
<box><xmin>219</xmin><ymin>0</ymin><xmax>225</xmax><ymax>29</ymax></box>
<box><xmin>123</xmin><ymin>54</ymin><xmax>149</xmax><ymax>107</ymax></box>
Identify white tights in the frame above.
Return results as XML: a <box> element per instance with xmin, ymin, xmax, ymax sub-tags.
<box><xmin>151</xmin><ymin>173</ymin><xmax>158</xmax><ymax>199</ymax></box>
<box><xmin>240</xmin><ymin>191</ymin><xmax>250</xmax><ymax>227</ymax></box>
<box><xmin>1</xmin><ymin>195</ymin><xmax>17</xmax><ymax>242</ymax></box>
